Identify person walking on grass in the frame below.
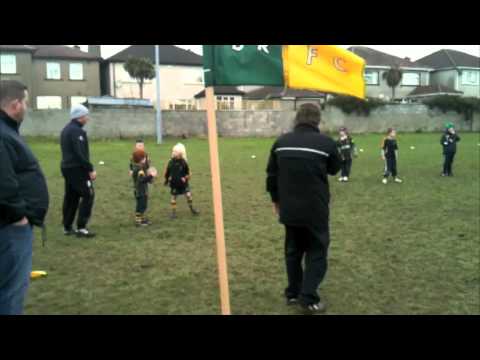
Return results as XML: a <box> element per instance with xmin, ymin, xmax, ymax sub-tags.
<box><xmin>266</xmin><ymin>103</ymin><xmax>341</xmax><ymax>315</ymax></box>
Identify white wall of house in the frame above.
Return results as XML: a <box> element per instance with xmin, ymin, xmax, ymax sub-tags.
<box><xmin>429</xmin><ymin>68</ymin><xmax>480</xmax><ymax>98</ymax></box>
<box><xmin>109</xmin><ymin>63</ymin><xmax>205</xmax><ymax>109</ymax></box>
<box><xmin>458</xmin><ymin>69</ymin><xmax>480</xmax><ymax>97</ymax></box>
<box><xmin>429</xmin><ymin>69</ymin><xmax>458</xmax><ymax>90</ymax></box>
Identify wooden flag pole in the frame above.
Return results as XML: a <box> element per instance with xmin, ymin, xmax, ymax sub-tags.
<box><xmin>205</xmin><ymin>86</ymin><xmax>231</xmax><ymax>315</ymax></box>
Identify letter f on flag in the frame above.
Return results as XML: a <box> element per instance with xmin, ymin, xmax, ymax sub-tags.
<box><xmin>307</xmin><ymin>46</ymin><xmax>318</xmax><ymax>65</ymax></box>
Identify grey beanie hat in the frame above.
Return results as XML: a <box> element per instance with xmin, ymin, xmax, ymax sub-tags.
<box><xmin>70</xmin><ymin>104</ymin><xmax>89</xmax><ymax>120</ymax></box>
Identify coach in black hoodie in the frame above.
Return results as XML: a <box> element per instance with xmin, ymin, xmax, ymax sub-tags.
<box><xmin>60</xmin><ymin>104</ymin><xmax>96</xmax><ymax>237</ymax></box>
<box><xmin>266</xmin><ymin>103</ymin><xmax>341</xmax><ymax>314</ymax></box>
<box><xmin>0</xmin><ymin>80</ymin><xmax>49</xmax><ymax>315</ymax></box>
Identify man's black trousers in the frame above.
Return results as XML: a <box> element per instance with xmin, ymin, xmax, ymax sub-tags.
<box><xmin>284</xmin><ymin>225</ymin><xmax>329</xmax><ymax>305</ymax></box>
<box><xmin>61</xmin><ymin>167</ymin><xmax>95</xmax><ymax>230</ymax></box>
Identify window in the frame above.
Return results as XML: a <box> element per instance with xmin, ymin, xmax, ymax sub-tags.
<box><xmin>37</xmin><ymin>96</ymin><xmax>62</xmax><ymax>109</ymax></box>
<box><xmin>364</xmin><ymin>70</ymin><xmax>379</xmax><ymax>85</ymax></box>
<box><xmin>69</xmin><ymin>63</ymin><xmax>84</xmax><ymax>80</ymax></box>
<box><xmin>169</xmin><ymin>99</ymin><xmax>196</xmax><ymax>110</ymax></box>
<box><xmin>46</xmin><ymin>62</ymin><xmax>61</xmax><ymax>80</ymax></box>
<box><xmin>402</xmin><ymin>72</ymin><xmax>420</xmax><ymax>86</ymax></box>
<box><xmin>216</xmin><ymin>96</ymin><xmax>235</xmax><ymax>110</ymax></box>
<box><xmin>461</xmin><ymin>70</ymin><xmax>479</xmax><ymax>85</ymax></box>
<box><xmin>0</xmin><ymin>54</ymin><xmax>17</xmax><ymax>74</ymax></box>
<box><xmin>70</xmin><ymin>96</ymin><xmax>87</xmax><ymax>107</ymax></box>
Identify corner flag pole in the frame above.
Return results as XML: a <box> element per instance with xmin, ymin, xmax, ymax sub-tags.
<box><xmin>205</xmin><ymin>86</ymin><xmax>231</xmax><ymax>315</ymax></box>
<box><xmin>155</xmin><ymin>45</ymin><xmax>162</xmax><ymax>144</ymax></box>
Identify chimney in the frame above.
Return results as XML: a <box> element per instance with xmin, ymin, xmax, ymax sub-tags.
<box><xmin>88</xmin><ymin>45</ymin><xmax>101</xmax><ymax>58</ymax></box>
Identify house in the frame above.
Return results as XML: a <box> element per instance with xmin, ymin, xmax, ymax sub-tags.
<box><xmin>193</xmin><ymin>85</ymin><xmax>326</xmax><ymax>110</ymax></box>
<box><xmin>349</xmin><ymin>46</ymin><xmax>433</xmax><ymax>101</ymax></box>
<box><xmin>0</xmin><ymin>45</ymin><xmax>101</xmax><ymax>109</ymax></box>
<box><xmin>102</xmin><ymin>45</ymin><xmax>204</xmax><ymax>110</ymax></box>
<box><xmin>416</xmin><ymin>49</ymin><xmax>480</xmax><ymax>98</ymax></box>
<box><xmin>405</xmin><ymin>85</ymin><xmax>463</xmax><ymax>101</ymax></box>
<box><xmin>242</xmin><ymin>86</ymin><xmax>326</xmax><ymax>110</ymax></box>
<box><xmin>193</xmin><ymin>86</ymin><xmax>245</xmax><ymax>110</ymax></box>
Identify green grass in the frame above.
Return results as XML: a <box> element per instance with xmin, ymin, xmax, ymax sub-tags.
<box><xmin>24</xmin><ymin>133</ymin><xmax>480</xmax><ymax>314</ymax></box>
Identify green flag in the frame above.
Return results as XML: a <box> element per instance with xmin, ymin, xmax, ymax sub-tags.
<box><xmin>203</xmin><ymin>45</ymin><xmax>284</xmax><ymax>86</ymax></box>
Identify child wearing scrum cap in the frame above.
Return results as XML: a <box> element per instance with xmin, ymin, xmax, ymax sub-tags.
<box><xmin>381</xmin><ymin>128</ymin><xmax>403</xmax><ymax>184</ymax></box>
<box><xmin>164</xmin><ymin>143</ymin><xmax>199</xmax><ymax>219</ymax></box>
<box><xmin>129</xmin><ymin>139</ymin><xmax>151</xmax><ymax>177</ymax></box>
<box><xmin>336</xmin><ymin>127</ymin><xmax>357</xmax><ymax>182</ymax></box>
<box><xmin>131</xmin><ymin>149</ymin><xmax>157</xmax><ymax>226</ymax></box>
<box><xmin>441</xmin><ymin>122</ymin><xmax>461</xmax><ymax>177</ymax></box>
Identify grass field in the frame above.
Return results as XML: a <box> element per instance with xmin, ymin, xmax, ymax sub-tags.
<box><xmin>24</xmin><ymin>132</ymin><xmax>480</xmax><ymax>315</ymax></box>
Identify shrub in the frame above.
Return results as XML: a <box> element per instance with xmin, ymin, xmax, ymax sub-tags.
<box><xmin>326</xmin><ymin>95</ymin><xmax>387</xmax><ymax>116</ymax></box>
<box><xmin>422</xmin><ymin>95</ymin><xmax>480</xmax><ymax>120</ymax></box>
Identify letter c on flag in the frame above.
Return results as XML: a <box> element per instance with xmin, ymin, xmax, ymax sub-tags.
<box><xmin>333</xmin><ymin>57</ymin><xmax>347</xmax><ymax>72</ymax></box>
<box><xmin>232</xmin><ymin>45</ymin><xmax>244</xmax><ymax>51</ymax></box>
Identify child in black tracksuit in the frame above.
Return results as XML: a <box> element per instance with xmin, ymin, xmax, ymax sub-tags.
<box><xmin>441</xmin><ymin>122</ymin><xmax>461</xmax><ymax>177</ymax></box>
<box><xmin>164</xmin><ymin>143</ymin><xmax>199</xmax><ymax>219</ymax></box>
<box><xmin>131</xmin><ymin>149</ymin><xmax>157</xmax><ymax>226</ymax></box>
<box><xmin>381</xmin><ymin>128</ymin><xmax>403</xmax><ymax>184</ymax></box>
<box><xmin>336</xmin><ymin>127</ymin><xmax>357</xmax><ymax>182</ymax></box>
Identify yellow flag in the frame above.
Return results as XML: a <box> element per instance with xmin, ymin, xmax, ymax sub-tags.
<box><xmin>282</xmin><ymin>45</ymin><xmax>366</xmax><ymax>99</ymax></box>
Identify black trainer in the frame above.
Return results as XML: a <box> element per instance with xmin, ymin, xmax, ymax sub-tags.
<box><xmin>139</xmin><ymin>219</ymin><xmax>151</xmax><ymax>226</ymax></box>
<box><xmin>76</xmin><ymin>228</ymin><xmax>96</xmax><ymax>238</ymax></box>
<box><xmin>301</xmin><ymin>302</ymin><xmax>327</xmax><ymax>315</ymax></box>
<box><xmin>64</xmin><ymin>228</ymin><xmax>77</xmax><ymax>236</ymax></box>
<box><xmin>286</xmin><ymin>297</ymin><xmax>299</xmax><ymax>306</ymax></box>
<box><xmin>170</xmin><ymin>212</ymin><xmax>177</xmax><ymax>219</ymax></box>
<box><xmin>190</xmin><ymin>208</ymin><xmax>200</xmax><ymax>216</ymax></box>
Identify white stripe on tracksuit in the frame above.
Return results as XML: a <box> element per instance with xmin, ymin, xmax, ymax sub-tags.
<box><xmin>275</xmin><ymin>147</ymin><xmax>330</xmax><ymax>157</ymax></box>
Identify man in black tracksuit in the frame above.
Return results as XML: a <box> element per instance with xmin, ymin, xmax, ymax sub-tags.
<box><xmin>60</xmin><ymin>104</ymin><xmax>96</xmax><ymax>237</ymax></box>
<box><xmin>441</xmin><ymin>123</ymin><xmax>460</xmax><ymax>177</ymax></box>
<box><xmin>0</xmin><ymin>80</ymin><xmax>49</xmax><ymax>314</ymax></box>
<box><xmin>266</xmin><ymin>103</ymin><xmax>341</xmax><ymax>314</ymax></box>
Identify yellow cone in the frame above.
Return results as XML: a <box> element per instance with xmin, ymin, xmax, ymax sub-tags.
<box><xmin>30</xmin><ymin>271</ymin><xmax>47</xmax><ymax>279</ymax></box>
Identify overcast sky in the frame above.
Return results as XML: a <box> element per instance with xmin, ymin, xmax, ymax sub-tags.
<box><xmin>73</xmin><ymin>45</ymin><xmax>479</xmax><ymax>61</ymax></box>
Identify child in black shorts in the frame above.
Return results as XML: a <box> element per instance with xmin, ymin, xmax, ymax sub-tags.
<box><xmin>381</xmin><ymin>128</ymin><xmax>403</xmax><ymax>184</ymax></box>
<box><xmin>164</xmin><ymin>143</ymin><xmax>199</xmax><ymax>219</ymax></box>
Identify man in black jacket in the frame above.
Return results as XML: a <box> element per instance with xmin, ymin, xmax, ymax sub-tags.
<box><xmin>266</xmin><ymin>103</ymin><xmax>341</xmax><ymax>314</ymax></box>
<box><xmin>60</xmin><ymin>104</ymin><xmax>96</xmax><ymax>237</ymax></box>
<box><xmin>0</xmin><ymin>80</ymin><xmax>49</xmax><ymax>315</ymax></box>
